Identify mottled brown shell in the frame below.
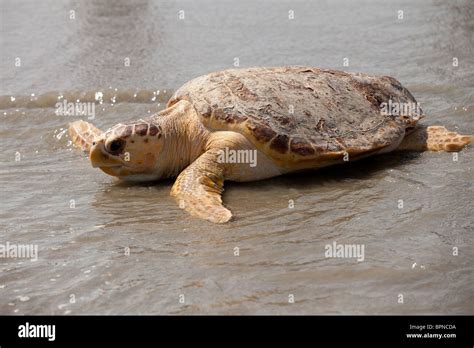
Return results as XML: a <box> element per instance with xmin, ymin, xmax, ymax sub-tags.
<box><xmin>168</xmin><ymin>67</ymin><xmax>422</xmax><ymax>167</ymax></box>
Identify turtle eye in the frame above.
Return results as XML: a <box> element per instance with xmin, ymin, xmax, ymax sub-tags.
<box><xmin>106</xmin><ymin>139</ymin><xmax>126</xmax><ymax>155</ymax></box>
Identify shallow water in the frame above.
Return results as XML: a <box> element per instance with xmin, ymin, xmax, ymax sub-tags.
<box><xmin>0</xmin><ymin>0</ymin><xmax>473</xmax><ymax>314</ymax></box>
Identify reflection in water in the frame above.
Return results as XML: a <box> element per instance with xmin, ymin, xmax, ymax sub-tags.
<box><xmin>72</xmin><ymin>0</ymin><xmax>159</xmax><ymax>87</ymax></box>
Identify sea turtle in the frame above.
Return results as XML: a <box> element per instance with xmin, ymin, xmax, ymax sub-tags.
<box><xmin>69</xmin><ymin>67</ymin><xmax>472</xmax><ymax>223</ymax></box>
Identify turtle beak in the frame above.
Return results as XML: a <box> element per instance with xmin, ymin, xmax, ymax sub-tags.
<box><xmin>89</xmin><ymin>142</ymin><xmax>122</xmax><ymax>168</ymax></box>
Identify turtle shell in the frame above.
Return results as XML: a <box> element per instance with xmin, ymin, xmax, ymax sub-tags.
<box><xmin>168</xmin><ymin>67</ymin><xmax>422</xmax><ymax>168</ymax></box>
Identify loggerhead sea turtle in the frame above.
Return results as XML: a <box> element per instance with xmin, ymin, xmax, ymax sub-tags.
<box><xmin>69</xmin><ymin>67</ymin><xmax>472</xmax><ymax>223</ymax></box>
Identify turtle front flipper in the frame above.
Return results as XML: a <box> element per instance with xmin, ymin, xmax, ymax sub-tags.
<box><xmin>171</xmin><ymin>149</ymin><xmax>232</xmax><ymax>224</ymax></box>
<box><xmin>68</xmin><ymin>120</ymin><xmax>103</xmax><ymax>153</ymax></box>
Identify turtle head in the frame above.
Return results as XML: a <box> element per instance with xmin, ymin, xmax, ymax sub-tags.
<box><xmin>89</xmin><ymin>120</ymin><xmax>164</xmax><ymax>181</ymax></box>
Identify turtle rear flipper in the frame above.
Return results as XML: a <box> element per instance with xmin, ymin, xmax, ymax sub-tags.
<box><xmin>398</xmin><ymin>125</ymin><xmax>472</xmax><ymax>152</ymax></box>
<box><xmin>68</xmin><ymin>120</ymin><xmax>103</xmax><ymax>153</ymax></box>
